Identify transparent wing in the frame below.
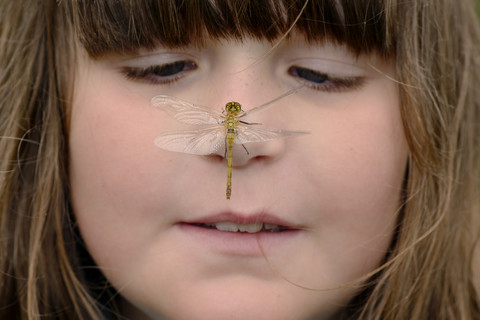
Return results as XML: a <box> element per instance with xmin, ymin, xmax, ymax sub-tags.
<box><xmin>235</xmin><ymin>125</ymin><xmax>309</xmax><ymax>144</ymax></box>
<box><xmin>151</xmin><ymin>94</ymin><xmax>223</xmax><ymax>125</ymax></box>
<box><xmin>241</xmin><ymin>85</ymin><xmax>304</xmax><ymax>117</ymax></box>
<box><xmin>154</xmin><ymin>126</ymin><xmax>226</xmax><ymax>155</ymax></box>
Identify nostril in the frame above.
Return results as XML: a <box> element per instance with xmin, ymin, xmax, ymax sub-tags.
<box><xmin>204</xmin><ymin>138</ymin><xmax>289</xmax><ymax>167</ymax></box>
<box><xmin>205</xmin><ymin>154</ymin><xmax>224</xmax><ymax>162</ymax></box>
<box><xmin>252</xmin><ymin>154</ymin><xmax>269</xmax><ymax>163</ymax></box>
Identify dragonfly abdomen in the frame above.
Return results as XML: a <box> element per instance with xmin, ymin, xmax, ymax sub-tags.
<box><xmin>225</xmin><ymin>114</ymin><xmax>238</xmax><ymax>200</ymax></box>
<box><xmin>226</xmin><ymin>136</ymin><xmax>233</xmax><ymax>199</ymax></box>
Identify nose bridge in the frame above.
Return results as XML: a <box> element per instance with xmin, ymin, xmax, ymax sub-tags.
<box><xmin>207</xmin><ymin>57</ymin><xmax>274</xmax><ymax>111</ymax></box>
<box><xmin>214</xmin><ymin>99</ymin><xmax>289</xmax><ymax>168</ymax></box>
<box><xmin>201</xmin><ymin>46</ymin><xmax>294</xmax><ymax>168</ymax></box>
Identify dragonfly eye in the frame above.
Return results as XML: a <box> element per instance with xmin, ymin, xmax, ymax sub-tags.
<box><xmin>225</xmin><ymin>102</ymin><xmax>242</xmax><ymax>114</ymax></box>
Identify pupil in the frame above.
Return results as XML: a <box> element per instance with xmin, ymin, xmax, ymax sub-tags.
<box><xmin>155</xmin><ymin>61</ymin><xmax>187</xmax><ymax>77</ymax></box>
<box><xmin>292</xmin><ymin>67</ymin><xmax>327</xmax><ymax>83</ymax></box>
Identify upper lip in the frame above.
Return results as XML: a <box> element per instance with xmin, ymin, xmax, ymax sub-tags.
<box><xmin>182</xmin><ymin>212</ymin><xmax>298</xmax><ymax>229</ymax></box>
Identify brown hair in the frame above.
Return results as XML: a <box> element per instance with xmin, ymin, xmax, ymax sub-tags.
<box><xmin>0</xmin><ymin>0</ymin><xmax>479</xmax><ymax>319</ymax></box>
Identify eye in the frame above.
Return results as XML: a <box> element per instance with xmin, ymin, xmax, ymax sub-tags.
<box><xmin>288</xmin><ymin>66</ymin><xmax>364</xmax><ymax>92</ymax></box>
<box><xmin>290</xmin><ymin>67</ymin><xmax>328</xmax><ymax>84</ymax></box>
<box><xmin>122</xmin><ymin>60</ymin><xmax>197</xmax><ymax>85</ymax></box>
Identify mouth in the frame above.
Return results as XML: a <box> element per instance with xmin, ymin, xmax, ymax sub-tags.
<box><xmin>190</xmin><ymin>221</ymin><xmax>291</xmax><ymax>233</ymax></box>
<box><xmin>183</xmin><ymin>211</ymin><xmax>298</xmax><ymax>234</ymax></box>
<box><xmin>178</xmin><ymin>212</ymin><xmax>301</xmax><ymax>256</ymax></box>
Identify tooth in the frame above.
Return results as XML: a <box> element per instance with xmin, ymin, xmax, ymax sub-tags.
<box><xmin>264</xmin><ymin>223</ymin><xmax>275</xmax><ymax>230</ymax></box>
<box><xmin>215</xmin><ymin>222</ymin><xmax>239</xmax><ymax>232</ymax></box>
<box><xmin>214</xmin><ymin>222</ymin><xmax>264</xmax><ymax>233</ymax></box>
<box><xmin>238</xmin><ymin>222</ymin><xmax>263</xmax><ymax>233</ymax></box>
<box><xmin>264</xmin><ymin>223</ymin><xmax>278</xmax><ymax>231</ymax></box>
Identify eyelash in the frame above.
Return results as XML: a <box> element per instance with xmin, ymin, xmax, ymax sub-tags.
<box><xmin>121</xmin><ymin>60</ymin><xmax>197</xmax><ymax>85</ymax></box>
<box><xmin>287</xmin><ymin>66</ymin><xmax>364</xmax><ymax>92</ymax></box>
<box><xmin>121</xmin><ymin>61</ymin><xmax>364</xmax><ymax>92</ymax></box>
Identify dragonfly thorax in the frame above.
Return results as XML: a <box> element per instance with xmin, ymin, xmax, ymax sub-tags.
<box><xmin>225</xmin><ymin>102</ymin><xmax>242</xmax><ymax>115</ymax></box>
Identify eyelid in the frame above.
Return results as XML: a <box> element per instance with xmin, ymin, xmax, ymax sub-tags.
<box><xmin>285</xmin><ymin>57</ymin><xmax>368</xmax><ymax>92</ymax></box>
<box><xmin>288</xmin><ymin>57</ymin><xmax>367</xmax><ymax>77</ymax></box>
<box><xmin>120</xmin><ymin>51</ymin><xmax>197</xmax><ymax>67</ymax></box>
<box><xmin>118</xmin><ymin>51</ymin><xmax>200</xmax><ymax>85</ymax></box>
<box><xmin>288</xmin><ymin>66</ymin><xmax>365</xmax><ymax>92</ymax></box>
<box><xmin>120</xmin><ymin>61</ymin><xmax>197</xmax><ymax>85</ymax></box>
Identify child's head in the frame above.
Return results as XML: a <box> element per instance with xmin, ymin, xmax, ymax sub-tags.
<box><xmin>1</xmin><ymin>1</ymin><xmax>479</xmax><ymax>319</ymax></box>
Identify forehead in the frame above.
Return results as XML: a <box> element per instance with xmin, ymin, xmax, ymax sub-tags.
<box><xmin>71</xmin><ymin>0</ymin><xmax>396</xmax><ymax>58</ymax></box>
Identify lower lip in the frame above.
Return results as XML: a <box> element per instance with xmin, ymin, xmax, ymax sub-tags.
<box><xmin>177</xmin><ymin>223</ymin><xmax>301</xmax><ymax>257</ymax></box>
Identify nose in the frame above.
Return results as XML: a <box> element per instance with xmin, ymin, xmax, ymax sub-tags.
<box><xmin>199</xmin><ymin>58</ymin><xmax>302</xmax><ymax>172</ymax></box>
<box><xmin>209</xmin><ymin>116</ymin><xmax>288</xmax><ymax>200</ymax></box>
<box><xmin>209</xmin><ymin>94</ymin><xmax>291</xmax><ymax>168</ymax></box>
<box><xmin>206</xmin><ymin>95</ymin><xmax>300</xmax><ymax>170</ymax></box>
<box><xmin>214</xmin><ymin>135</ymin><xmax>286</xmax><ymax>167</ymax></box>
<box><xmin>200</xmin><ymin>67</ymin><xmax>303</xmax><ymax>199</ymax></box>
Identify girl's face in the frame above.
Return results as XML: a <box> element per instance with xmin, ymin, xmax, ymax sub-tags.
<box><xmin>70</xmin><ymin>37</ymin><xmax>408</xmax><ymax>320</ymax></box>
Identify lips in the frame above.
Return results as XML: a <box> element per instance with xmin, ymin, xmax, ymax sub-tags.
<box><xmin>191</xmin><ymin>221</ymin><xmax>290</xmax><ymax>233</ymax></box>
<box><xmin>183</xmin><ymin>212</ymin><xmax>296</xmax><ymax>234</ymax></box>
<box><xmin>178</xmin><ymin>212</ymin><xmax>301</xmax><ymax>256</ymax></box>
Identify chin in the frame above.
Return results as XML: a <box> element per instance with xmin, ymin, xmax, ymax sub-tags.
<box><xmin>127</xmin><ymin>278</ymin><xmax>354</xmax><ymax>320</ymax></box>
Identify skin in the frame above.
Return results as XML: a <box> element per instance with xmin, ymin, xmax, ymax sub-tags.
<box><xmin>70</xmin><ymin>37</ymin><xmax>408</xmax><ymax>320</ymax></box>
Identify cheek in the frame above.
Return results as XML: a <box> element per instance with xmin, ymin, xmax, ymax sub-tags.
<box><xmin>70</xmin><ymin>84</ymin><xmax>154</xmax><ymax>205</ymax></box>
<box><xmin>68</xmin><ymin>73</ymin><xmax>178</xmax><ymax>267</ymax></box>
<box><xmin>340</xmin><ymin>89</ymin><xmax>406</xmax><ymax>203</ymax></box>
<box><xmin>285</xmin><ymin>84</ymin><xmax>408</xmax><ymax>278</ymax></box>
<box><xmin>301</xmin><ymin>79</ymin><xmax>407</xmax><ymax>207</ymax></box>
<box><xmin>323</xmin><ymin>112</ymin><xmax>406</xmax><ymax>208</ymax></box>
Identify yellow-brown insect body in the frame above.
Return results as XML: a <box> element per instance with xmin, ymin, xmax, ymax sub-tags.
<box><xmin>152</xmin><ymin>87</ymin><xmax>306</xmax><ymax>200</ymax></box>
<box><xmin>224</xmin><ymin>102</ymin><xmax>242</xmax><ymax>199</ymax></box>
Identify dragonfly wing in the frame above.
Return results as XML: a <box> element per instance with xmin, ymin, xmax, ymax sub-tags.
<box><xmin>154</xmin><ymin>126</ymin><xmax>225</xmax><ymax>155</ymax></box>
<box><xmin>151</xmin><ymin>94</ymin><xmax>223</xmax><ymax>125</ymax></box>
<box><xmin>235</xmin><ymin>126</ymin><xmax>309</xmax><ymax>144</ymax></box>
<box><xmin>242</xmin><ymin>85</ymin><xmax>304</xmax><ymax>117</ymax></box>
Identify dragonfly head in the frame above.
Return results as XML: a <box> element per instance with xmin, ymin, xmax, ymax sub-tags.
<box><xmin>225</xmin><ymin>102</ymin><xmax>242</xmax><ymax>115</ymax></box>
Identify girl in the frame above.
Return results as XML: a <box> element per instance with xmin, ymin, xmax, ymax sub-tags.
<box><xmin>1</xmin><ymin>0</ymin><xmax>479</xmax><ymax>319</ymax></box>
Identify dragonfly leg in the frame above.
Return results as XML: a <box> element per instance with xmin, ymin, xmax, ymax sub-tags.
<box><xmin>239</xmin><ymin>120</ymin><xmax>261</xmax><ymax>125</ymax></box>
<box><xmin>241</xmin><ymin>144</ymin><xmax>249</xmax><ymax>155</ymax></box>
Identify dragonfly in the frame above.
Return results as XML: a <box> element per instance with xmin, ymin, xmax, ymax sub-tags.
<box><xmin>151</xmin><ymin>86</ymin><xmax>307</xmax><ymax>200</ymax></box>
